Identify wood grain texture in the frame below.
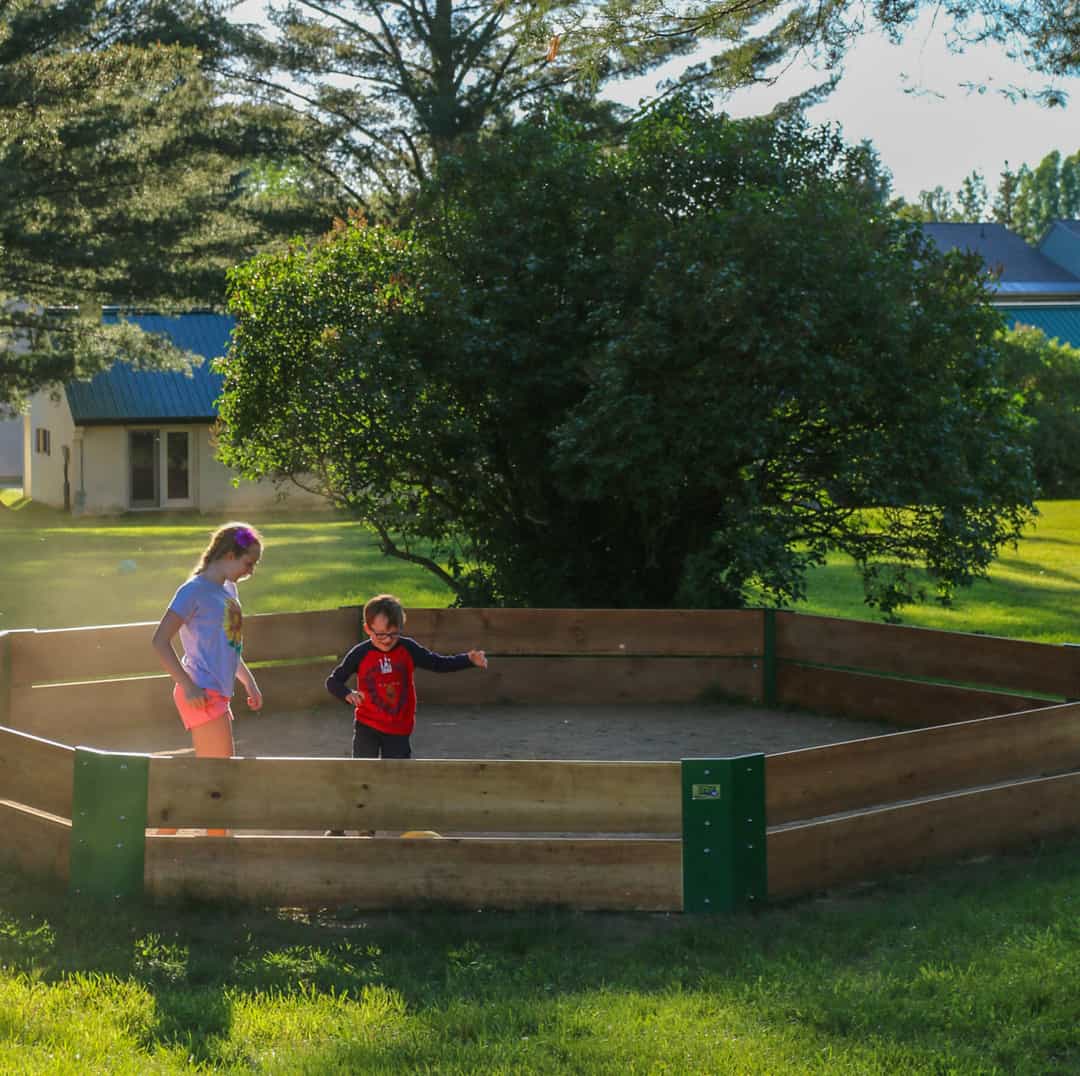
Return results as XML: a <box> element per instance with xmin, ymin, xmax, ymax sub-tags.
<box><xmin>776</xmin><ymin>612</ymin><xmax>1080</xmax><ymax>697</ymax></box>
<box><xmin>145</xmin><ymin>833</ymin><xmax>682</xmax><ymax>910</ymax></box>
<box><xmin>0</xmin><ymin>726</ymin><xmax>74</xmax><ymax>817</ymax></box>
<box><xmin>777</xmin><ymin>664</ymin><xmax>1045</xmax><ymax>728</ymax></box>
<box><xmin>768</xmin><ymin>770</ymin><xmax>1080</xmax><ymax>898</ymax></box>
<box><xmin>766</xmin><ymin>702</ymin><xmax>1080</xmax><ymax>824</ymax></box>
<box><xmin>145</xmin><ymin>756</ymin><xmax>683</xmax><ymax>833</ymax></box>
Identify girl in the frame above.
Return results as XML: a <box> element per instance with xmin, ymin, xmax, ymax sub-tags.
<box><xmin>152</xmin><ymin>523</ymin><xmax>264</xmax><ymax>832</ymax></box>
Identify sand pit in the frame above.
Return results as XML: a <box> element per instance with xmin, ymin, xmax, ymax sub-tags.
<box><xmin>135</xmin><ymin>700</ymin><xmax>899</xmax><ymax>760</ymax></box>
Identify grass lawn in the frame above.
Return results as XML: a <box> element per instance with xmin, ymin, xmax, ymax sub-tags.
<box><xmin>3</xmin><ymin>490</ymin><xmax>1080</xmax><ymax>642</ymax></box>
<box><xmin>2</xmin><ymin>838</ymin><xmax>1079</xmax><ymax>1074</ymax></box>
<box><xmin>0</xmin><ymin>492</ymin><xmax>454</xmax><ymax>632</ymax></box>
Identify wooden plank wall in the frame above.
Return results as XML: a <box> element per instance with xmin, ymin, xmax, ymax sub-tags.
<box><xmin>146</xmin><ymin>757</ymin><xmax>683</xmax><ymax>833</ymax></box>
<box><xmin>6</xmin><ymin>609</ymin><xmax>765</xmax><ymax>745</ymax></box>
<box><xmin>0</xmin><ymin>801</ymin><xmax>70</xmax><ymax>882</ymax></box>
<box><xmin>143</xmin><ymin>752</ymin><xmax>686</xmax><ymax>911</ymax></box>
<box><xmin>0</xmin><ymin>726</ymin><xmax>74</xmax><ymax>817</ymax></box>
<box><xmin>768</xmin><ymin>771</ymin><xmax>1080</xmax><ymax>899</ymax></box>
<box><xmin>145</xmin><ymin>835</ymin><xmax>682</xmax><ymax>911</ymax></box>
<box><xmin>776</xmin><ymin>612</ymin><xmax>1080</xmax><ymax>699</ymax></box>
<box><xmin>777</xmin><ymin>665</ymin><xmax>1047</xmax><ymax>729</ymax></box>
<box><xmin>766</xmin><ymin>702</ymin><xmax>1080</xmax><ymax>825</ymax></box>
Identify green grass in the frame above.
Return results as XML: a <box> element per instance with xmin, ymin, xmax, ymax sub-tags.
<box><xmin>0</xmin><ymin>497</ymin><xmax>453</xmax><ymax>631</ymax></box>
<box><xmin>1</xmin><ymin>839</ymin><xmax>1079</xmax><ymax>1074</ymax></box>
<box><xmin>4</xmin><ymin>492</ymin><xmax>1080</xmax><ymax>642</ymax></box>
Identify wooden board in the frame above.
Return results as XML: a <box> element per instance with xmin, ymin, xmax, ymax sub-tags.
<box><xmin>777</xmin><ymin>664</ymin><xmax>1044</xmax><ymax>728</ymax></box>
<box><xmin>7</xmin><ymin>655</ymin><xmax>761</xmax><ymax>748</ymax></box>
<box><xmin>768</xmin><ymin>770</ymin><xmax>1080</xmax><ymax>899</ymax></box>
<box><xmin>411</xmin><ymin>656</ymin><xmax>762</xmax><ymax>705</ymax></box>
<box><xmin>145</xmin><ymin>834</ymin><xmax>682</xmax><ymax>911</ymax></box>
<box><xmin>0</xmin><ymin>800</ymin><xmax>70</xmax><ymax>882</ymax></box>
<box><xmin>243</xmin><ymin>608</ymin><xmax>358</xmax><ymax>663</ymax></box>
<box><xmin>776</xmin><ymin>612</ymin><xmax>1080</xmax><ymax>697</ymax></box>
<box><xmin>9</xmin><ymin>676</ymin><xmax>174</xmax><ymax>744</ymax></box>
<box><xmin>9</xmin><ymin>623</ymin><xmax>161</xmax><ymax>687</ymax></box>
<box><xmin>146</xmin><ymin>757</ymin><xmax>683</xmax><ymax>833</ymax></box>
<box><xmin>0</xmin><ymin>726</ymin><xmax>74</xmax><ymax>817</ymax></box>
<box><xmin>403</xmin><ymin>608</ymin><xmax>763</xmax><ymax>657</ymax></box>
<box><xmin>766</xmin><ymin>702</ymin><xmax>1080</xmax><ymax>824</ymax></box>
<box><xmin>0</xmin><ymin>632</ymin><xmax>10</xmax><ymax>726</ymax></box>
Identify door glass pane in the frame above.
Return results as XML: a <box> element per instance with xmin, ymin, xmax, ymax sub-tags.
<box><xmin>130</xmin><ymin>432</ymin><xmax>158</xmax><ymax>506</ymax></box>
<box><xmin>166</xmin><ymin>431</ymin><xmax>189</xmax><ymax>500</ymax></box>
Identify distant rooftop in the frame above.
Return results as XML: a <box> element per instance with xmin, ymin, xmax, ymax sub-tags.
<box><xmin>65</xmin><ymin>311</ymin><xmax>235</xmax><ymax>426</ymax></box>
<box><xmin>922</xmin><ymin>222</ymin><xmax>1080</xmax><ymax>284</ymax></box>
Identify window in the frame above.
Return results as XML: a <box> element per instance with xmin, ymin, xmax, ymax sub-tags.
<box><xmin>34</xmin><ymin>428</ymin><xmax>51</xmax><ymax>455</ymax></box>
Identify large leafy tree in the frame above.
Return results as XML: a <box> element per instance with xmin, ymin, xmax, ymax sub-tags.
<box><xmin>216</xmin><ymin>99</ymin><xmax>1036</xmax><ymax>613</ymax></box>
<box><xmin>0</xmin><ymin>0</ymin><xmax>338</xmax><ymax>415</ymax></box>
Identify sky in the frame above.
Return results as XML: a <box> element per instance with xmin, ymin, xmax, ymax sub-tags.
<box><xmin>613</xmin><ymin>10</ymin><xmax>1080</xmax><ymax>205</ymax></box>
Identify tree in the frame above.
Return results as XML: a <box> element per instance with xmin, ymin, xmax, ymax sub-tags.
<box><xmin>221</xmin><ymin>1</ymin><xmax>650</xmax><ymax>216</ymax></box>
<box><xmin>0</xmin><ymin>0</ymin><xmax>338</xmax><ymax>415</ymax></box>
<box><xmin>992</xmin><ymin>162</ymin><xmax>1019</xmax><ymax>228</ymax></box>
<box><xmin>1010</xmin><ymin>149</ymin><xmax>1080</xmax><ymax>241</ymax></box>
<box><xmin>998</xmin><ymin>324</ymin><xmax>1080</xmax><ymax>497</ymax></box>
<box><xmin>216</xmin><ymin>99</ymin><xmax>1036</xmax><ymax>614</ymax></box>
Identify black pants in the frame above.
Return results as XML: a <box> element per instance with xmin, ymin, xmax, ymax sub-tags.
<box><xmin>352</xmin><ymin>721</ymin><xmax>412</xmax><ymax>759</ymax></box>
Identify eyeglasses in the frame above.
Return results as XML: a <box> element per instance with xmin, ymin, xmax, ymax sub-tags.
<box><xmin>369</xmin><ymin>629</ymin><xmax>401</xmax><ymax>641</ymax></box>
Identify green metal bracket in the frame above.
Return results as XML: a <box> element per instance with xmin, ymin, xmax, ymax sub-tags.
<box><xmin>762</xmin><ymin>608</ymin><xmax>777</xmax><ymax>707</ymax></box>
<box><xmin>681</xmin><ymin>755</ymin><xmax>767</xmax><ymax>913</ymax></box>
<box><xmin>70</xmin><ymin>747</ymin><xmax>149</xmax><ymax>902</ymax></box>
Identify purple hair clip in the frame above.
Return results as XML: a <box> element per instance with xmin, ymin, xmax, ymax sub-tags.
<box><xmin>234</xmin><ymin>526</ymin><xmax>257</xmax><ymax>549</ymax></box>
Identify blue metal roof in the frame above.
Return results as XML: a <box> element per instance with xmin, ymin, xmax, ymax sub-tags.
<box><xmin>997</xmin><ymin>304</ymin><xmax>1080</xmax><ymax>348</ymax></box>
<box><xmin>66</xmin><ymin>311</ymin><xmax>235</xmax><ymax>425</ymax></box>
<box><xmin>922</xmin><ymin>222</ymin><xmax>1080</xmax><ymax>284</ymax></box>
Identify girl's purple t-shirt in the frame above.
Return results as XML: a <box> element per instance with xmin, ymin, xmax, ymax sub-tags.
<box><xmin>168</xmin><ymin>575</ymin><xmax>243</xmax><ymax>695</ymax></box>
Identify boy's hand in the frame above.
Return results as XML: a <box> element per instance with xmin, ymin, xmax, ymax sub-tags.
<box><xmin>246</xmin><ymin>686</ymin><xmax>263</xmax><ymax>711</ymax></box>
<box><xmin>468</xmin><ymin>649</ymin><xmax>487</xmax><ymax>669</ymax></box>
<box><xmin>346</xmin><ymin>690</ymin><xmax>366</xmax><ymax>706</ymax></box>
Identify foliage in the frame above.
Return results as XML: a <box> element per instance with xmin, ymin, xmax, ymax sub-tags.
<box><xmin>216</xmin><ymin>98</ymin><xmax>1037</xmax><ymax>614</ymax></box>
<box><xmin>0</xmin><ymin>0</ymin><xmax>338</xmax><ymax>415</ymax></box>
<box><xmin>223</xmin><ymin>0</ymin><xmax>638</xmax><ymax>217</ymax></box>
<box><xmin>997</xmin><ymin>324</ymin><xmax>1080</xmax><ymax>497</ymax></box>
<box><xmin>903</xmin><ymin>149</ymin><xmax>1080</xmax><ymax>240</ymax></box>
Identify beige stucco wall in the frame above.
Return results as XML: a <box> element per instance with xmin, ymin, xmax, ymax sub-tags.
<box><xmin>29</xmin><ymin>414</ymin><xmax>326</xmax><ymax>516</ymax></box>
<box><xmin>23</xmin><ymin>390</ymin><xmax>77</xmax><ymax>508</ymax></box>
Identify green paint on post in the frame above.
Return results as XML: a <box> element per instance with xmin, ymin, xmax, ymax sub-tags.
<box><xmin>762</xmin><ymin>608</ymin><xmax>777</xmax><ymax>707</ymax></box>
<box><xmin>70</xmin><ymin>748</ymin><xmax>149</xmax><ymax>902</ymax></box>
<box><xmin>682</xmin><ymin>755</ymin><xmax>767</xmax><ymax>913</ymax></box>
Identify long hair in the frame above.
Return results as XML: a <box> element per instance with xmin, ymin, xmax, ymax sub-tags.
<box><xmin>193</xmin><ymin>522</ymin><xmax>263</xmax><ymax>576</ymax></box>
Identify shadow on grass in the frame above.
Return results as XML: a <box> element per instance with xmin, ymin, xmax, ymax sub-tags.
<box><xmin>3</xmin><ymin>835</ymin><xmax>1080</xmax><ymax>1071</ymax></box>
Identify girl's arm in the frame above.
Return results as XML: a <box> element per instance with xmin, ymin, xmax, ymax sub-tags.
<box><xmin>151</xmin><ymin>610</ymin><xmax>205</xmax><ymax>707</ymax></box>
<box><xmin>236</xmin><ymin>658</ymin><xmax>263</xmax><ymax>711</ymax></box>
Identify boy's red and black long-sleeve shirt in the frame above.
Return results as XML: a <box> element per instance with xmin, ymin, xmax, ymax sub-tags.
<box><xmin>325</xmin><ymin>637</ymin><xmax>475</xmax><ymax>736</ymax></box>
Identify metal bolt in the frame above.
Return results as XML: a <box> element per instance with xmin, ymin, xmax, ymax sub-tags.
<box><xmin>704</xmin><ymin>769</ymin><xmax>711</xmax><ymax>776</ymax></box>
<box><xmin>705</xmin><ymin>820</ymin><xmax>711</xmax><ymax>827</ymax></box>
<box><xmin>704</xmin><ymin>847</ymin><xmax>711</xmax><ymax>854</ymax></box>
<box><xmin>747</xmin><ymin>843</ymin><xmax>754</xmax><ymax>849</ymax></box>
<box><xmin>119</xmin><ymin>815</ymin><xmax>126</xmax><ymax>821</ymax></box>
<box><xmin>120</xmin><ymin>763</ymin><xmax>127</xmax><ymax>770</ymax></box>
<box><xmin>116</xmin><ymin>842</ymin><xmax>123</xmax><ymax>848</ymax></box>
<box><xmin>704</xmin><ymin>897</ymin><xmax>711</xmax><ymax>904</ymax></box>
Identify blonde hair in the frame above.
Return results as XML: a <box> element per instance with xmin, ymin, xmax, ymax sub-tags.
<box><xmin>193</xmin><ymin>521</ymin><xmax>263</xmax><ymax>576</ymax></box>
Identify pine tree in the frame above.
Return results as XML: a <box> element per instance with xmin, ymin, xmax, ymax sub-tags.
<box><xmin>0</xmin><ymin>0</ymin><xmax>336</xmax><ymax>413</ymax></box>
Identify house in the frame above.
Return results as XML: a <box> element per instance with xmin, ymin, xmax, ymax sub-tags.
<box><xmin>922</xmin><ymin>221</ymin><xmax>1080</xmax><ymax>348</ymax></box>
<box><xmin>0</xmin><ymin>416</ymin><xmax>20</xmax><ymax>484</ymax></box>
<box><xmin>23</xmin><ymin>309</ymin><xmax>326</xmax><ymax>515</ymax></box>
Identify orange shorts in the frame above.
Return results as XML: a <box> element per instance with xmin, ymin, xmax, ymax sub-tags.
<box><xmin>172</xmin><ymin>683</ymin><xmax>233</xmax><ymax>731</ymax></box>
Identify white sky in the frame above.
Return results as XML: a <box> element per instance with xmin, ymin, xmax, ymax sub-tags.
<box><xmin>612</xmin><ymin>10</ymin><xmax>1080</xmax><ymax>204</ymax></box>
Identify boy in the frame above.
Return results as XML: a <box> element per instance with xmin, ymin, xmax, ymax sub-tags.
<box><xmin>324</xmin><ymin>595</ymin><xmax>487</xmax><ymax>832</ymax></box>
